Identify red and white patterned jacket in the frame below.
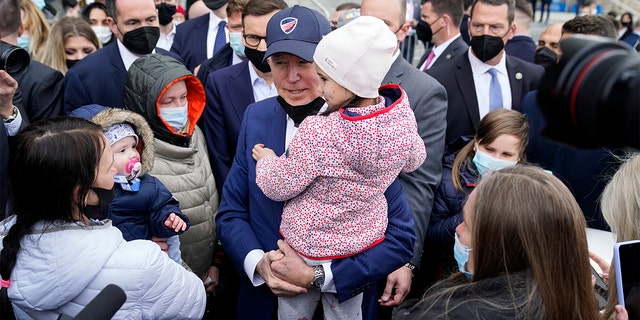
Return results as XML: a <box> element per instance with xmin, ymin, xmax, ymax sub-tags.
<box><xmin>256</xmin><ymin>84</ymin><xmax>426</xmax><ymax>259</ymax></box>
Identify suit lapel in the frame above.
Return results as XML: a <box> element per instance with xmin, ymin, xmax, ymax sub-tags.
<box><xmin>506</xmin><ymin>56</ymin><xmax>523</xmax><ymax>110</ymax></box>
<box><xmin>108</xmin><ymin>43</ymin><xmax>126</xmax><ymax>91</ymax></box>
<box><xmin>383</xmin><ymin>56</ymin><xmax>405</xmax><ymax>86</ymax></box>
<box><xmin>226</xmin><ymin>62</ymin><xmax>255</xmax><ymax>123</ymax></box>
<box><xmin>455</xmin><ymin>55</ymin><xmax>481</xmax><ymax>129</ymax></box>
<box><xmin>195</xmin><ymin>16</ymin><xmax>210</xmax><ymax>64</ymax></box>
<box><xmin>263</xmin><ymin>102</ymin><xmax>287</xmax><ymax>155</ymax></box>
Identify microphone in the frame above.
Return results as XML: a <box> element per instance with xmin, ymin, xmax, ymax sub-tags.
<box><xmin>57</xmin><ymin>284</ymin><xmax>126</xmax><ymax>320</ymax></box>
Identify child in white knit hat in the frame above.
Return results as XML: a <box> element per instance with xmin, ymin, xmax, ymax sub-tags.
<box><xmin>252</xmin><ymin>15</ymin><xmax>426</xmax><ymax>320</ymax></box>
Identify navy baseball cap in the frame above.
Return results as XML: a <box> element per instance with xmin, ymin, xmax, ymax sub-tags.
<box><xmin>264</xmin><ymin>5</ymin><xmax>331</xmax><ymax>62</ymax></box>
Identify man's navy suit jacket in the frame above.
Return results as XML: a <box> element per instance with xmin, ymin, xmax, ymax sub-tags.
<box><xmin>202</xmin><ymin>60</ymin><xmax>254</xmax><ymax>191</ymax></box>
<box><xmin>428</xmin><ymin>53</ymin><xmax>544</xmax><ymax>144</ymax></box>
<box><xmin>171</xmin><ymin>14</ymin><xmax>210</xmax><ymax>71</ymax></box>
<box><xmin>215</xmin><ymin>97</ymin><xmax>416</xmax><ymax>319</ymax></box>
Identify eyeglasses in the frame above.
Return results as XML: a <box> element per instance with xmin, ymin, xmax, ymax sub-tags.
<box><xmin>243</xmin><ymin>34</ymin><xmax>267</xmax><ymax>48</ymax></box>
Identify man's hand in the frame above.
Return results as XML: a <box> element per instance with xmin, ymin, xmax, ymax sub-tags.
<box><xmin>270</xmin><ymin>240</ymin><xmax>315</xmax><ymax>289</ymax></box>
<box><xmin>378</xmin><ymin>265</ymin><xmax>412</xmax><ymax>307</ymax></box>
<box><xmin>201</xmin><ymin>266</ymin><xmax>220</xmax><ymax>293</ymax></box>
<box><xmin>252</xmin><ymin>143</ymin><xmax>276</xmax><ymax>161</ymax></box>
<box><xmin>0</xmin><ymin>70</ymin><xmax>17</xmax><ymax>118</ymax></box>
<box><xmin>256</xmin><ymin>247</ymin><xmax>307</xmax><ymax>297</ymax></box>
<box><xmin>151</xmin><ymin>236</ymin><xmax>169</xmax><ymax>253</ymax></box>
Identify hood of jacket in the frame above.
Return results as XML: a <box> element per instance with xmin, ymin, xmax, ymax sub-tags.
<box><xmin>123</xmin><ymin>54</ymin><xmax>205</xmax><ymax>148</ymax></box>
<box><xmin>69</xmin><ymin>105</ymin><xmax>155</xmax><ymax>174</ymax></box>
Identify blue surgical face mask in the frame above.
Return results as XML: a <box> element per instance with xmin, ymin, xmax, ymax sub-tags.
<box><xmin>472</xmin><ymin>146</ymin><xmax>517</xmax><ymax>176</ymax></box>
<box><xmin>32</xmin><ymin>0</ymin><xmax>45</xmax><ymax>9</ymax></box>
<box><xmin>229</xmin><ymin>32</ymin><xmax>245</xmax><ymax>58</ymax></box>
<box><xmin>159</xmin><ymin>104</ymin><xmax>188</xmax><ymax>132</ymax></box>
<box><xmin>17</xmin><ymin>35</ymin><xmax>30</xmax><ymax>50</ymax></box>
<box><xmin>454</xmin><ymin>233</ymin><xmax>473</xmax><ymax>279</ymax></box>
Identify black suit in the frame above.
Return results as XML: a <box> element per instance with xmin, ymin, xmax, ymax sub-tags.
<box><xmin>196</xmin><ymin>43</ymin><xmax>234</xmax><ymax>86</ymax></box>
<box><xmin>14</xmin><ymin>59</ymin><xmax>64</xmax><ymax>121</ymax></box>
<box><xmin>0</xmin><ymin>124</ymin><xmax>7</xmax><ymax>218</ymax></box>
<box><xmin>428</xmin><ymin>52</ymin><xmax>544</xmax><ymax>144</ymax></box>
<box><xmin>416</xmin><ymin>36</ymin><xmax>468</xmax><ymax>71</ymax></box>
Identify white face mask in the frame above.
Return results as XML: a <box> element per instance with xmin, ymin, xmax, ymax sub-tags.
<box><xmin>92</xmin><ymin>26</ymin><xmax>112</xmax><ymax>45</ymax></box>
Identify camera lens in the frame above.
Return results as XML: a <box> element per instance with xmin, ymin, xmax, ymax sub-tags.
<box><xmin>0</xmin><ymin>40</ymin><xmax>30</xmax><ymax>76</ymax></box>
<box><xmin>538</xmin><ymin>35</ymin><xmax>640</xmax><ymax>149</ymax></box>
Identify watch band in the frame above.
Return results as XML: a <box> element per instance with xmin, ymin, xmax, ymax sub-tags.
<box><xmin>311</xmin><ymin>265</ymin><xmax>325</xmax><ymax>290</ymax></box>
<box><xmin>2</xmin><ymin>105</ymin><xmax>18</xmax><ymax>124</ymax></box>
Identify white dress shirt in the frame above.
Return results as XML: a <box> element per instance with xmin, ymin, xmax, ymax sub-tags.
<box><xmin>468</xmin><ymin>48</ymin><xmax>512</xmax><ymax>119</ymax></box>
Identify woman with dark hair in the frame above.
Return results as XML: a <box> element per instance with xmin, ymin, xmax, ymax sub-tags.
<box><xmin>81</xmin><ymin>2</ymin><xmax>113</xmax><ymax>46</ymax></box>
<box><xmin>0</xmin><ymin>117</ymin><xmax>206</xmax><ymax>319</ymax></box>
<box><xmin>397</xmin><ymin>166</ymin><xmax>602</xmax><ymax>319</ymax></box>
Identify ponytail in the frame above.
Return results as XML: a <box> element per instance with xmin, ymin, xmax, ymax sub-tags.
<box><xmin>0</xmin><ymin>217</ymin><xmax>38</xmax><ymax>319</ymax></box>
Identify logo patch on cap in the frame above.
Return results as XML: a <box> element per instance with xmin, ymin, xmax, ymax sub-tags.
<box><xmin>280</xmin><ymin>17</ymin><xmax>298</xmax><ymax>34</ymax></box>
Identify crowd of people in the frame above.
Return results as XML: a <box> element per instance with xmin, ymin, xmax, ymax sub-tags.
<box><xmin>0</xmin><ymin>0</ymin><xmax>637</xmax><ymax>319</ymax></box>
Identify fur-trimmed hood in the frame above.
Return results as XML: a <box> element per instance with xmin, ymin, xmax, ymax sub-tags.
<box><xmin>69</xmin><ymin>104</ymin><xmax>155</xmax><ymax>174</ymax></box>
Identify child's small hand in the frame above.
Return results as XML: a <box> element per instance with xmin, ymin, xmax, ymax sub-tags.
<box><xmin>165</xmin><ymin>213</ymin><xmax>187</xmax><ymax>232</ymax></box>
<box><xmin>252</xmin><ymin>143</ymin><xmax>276</xmax><ymax>161</ymax></box>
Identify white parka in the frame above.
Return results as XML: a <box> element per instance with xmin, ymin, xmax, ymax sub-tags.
<box><xmin>0</xmin><ymin>216</ymin><xmax>206</xmax><ymax>319</ymax></box>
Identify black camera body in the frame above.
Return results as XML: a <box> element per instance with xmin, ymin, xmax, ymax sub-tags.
<box><xmin>0</xmin><ymin>40</ymin><xmax>30</xmax><ymax>76</ymax></box>
<box><xmin>538</xmin><ymin>35</ymin><xmax>640</xmax><ymax>149</ymax></box>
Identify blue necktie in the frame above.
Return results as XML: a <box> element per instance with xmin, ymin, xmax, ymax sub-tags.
<box><xmin>487</xmin><ymin>68</ymin><xmax>503</xmax><ymax>111</ymax></box>
<box><xmin>213</xmin><ymin>20</ymin><xmax>227</xmax><ymax>55</ymax></box>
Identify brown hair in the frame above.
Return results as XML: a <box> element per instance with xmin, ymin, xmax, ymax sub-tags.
<box><xmin>227</xmin><ymin>0</ymin><xmax>250</xmax><ymax>17</ymax></box>
<box><xmin>40</xmin><ymin>16</ymin><xmax>101</xmax><ymax>75</ymax></box>
<box><xmin>242</xmin><ymin>0</ymin><xmax>288</xmax><ymax>22</ymax></box>
<box><xmin>471</xmin><ymin>166</ymin><xmax>601</xmax><ymax>319</ymax></box>
<box><xmin>423</xmin><ymin>0</ymin><xmax>464</xmax><ymax>29</ymax></box>
<box><xmin>451</xmin><ymin>108</ymin><xmax>528</xmax><ymax>191</ymax></box>
<box><xmin>410</xmin><ymin>166</ymin><xmax>601</xmax><ymax>319</ymax></box>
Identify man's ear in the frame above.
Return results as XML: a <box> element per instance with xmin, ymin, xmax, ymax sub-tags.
<box><xmin>107</xmin><ymin>17</ymin><xmax>119</xmax><ymax>36</ymax></box>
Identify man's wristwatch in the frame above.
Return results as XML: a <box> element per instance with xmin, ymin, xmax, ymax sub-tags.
<box><xmin>311</xmin><ymin>265</ymin><xmax>325</xmax><ymax>290</ymax></box>
<box><xmin>404</xmin><ymin>262</ymin><xmax>416</xmax><ymax>271</ymax></box>
<box><xmin>2</xmin><ymin>105</ymin><xmax>18</xmax><ymax>124</ymax></box>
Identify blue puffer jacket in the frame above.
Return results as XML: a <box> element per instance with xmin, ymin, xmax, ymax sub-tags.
<box><xmin>427</xmin><ymin>138</ymin><xmax>479</xmax><ymax>243</ymax></box>
<box><xmin>111</xmin><ymin>175</ymin><xmax>190</xmax><ymax>240</ymax></box>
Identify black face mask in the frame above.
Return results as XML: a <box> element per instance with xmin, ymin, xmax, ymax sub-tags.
<box><xmin>84</xmin><ymin>186</ymin><xmax>115</xmax><ymax>219</ymax></box>
<box><xmin>245</xmin><ymin>47</ymin><xmax>271</xmax><ymax>73</ymax></box>
<box><xmin>622</xmin><ymin>22</ymin><xmax>632</xmax><ymax>29</ymax></box>
<box><xmin>534</xmin><ymin>46</ymin><xmax>558</xmax><ymax>69</ymax></box>
<box><xmin>122</xmin><ymin>26</ymin><xmax>160</xmax><ymax>55</ymax></box>
<box><xmin>66</xmin><ymin>59</ymin><xmax>80</xmax><ymax>70</ymax></box>
<box><xmin>157</xmin><ymin>3</ymin><xmax>177</xmax><ymax>26</ymax></box>
<box><xmin>416</xmin><ymin>19</ymin><xmax>432</xmax><ymax>43</ymax></box>
<box><xmin>277</xmin><ymin>96</ymin><xmax>325</xmax><ymax>127</ymax></box>
<box><xmin>203</xmin><ymin>0</ymin><xmax>227</xmax><ymax>10</ymax></box>
<box><xmin>469</xmin><ymin>34</ymin><xmax>506</xmax><ymax>62</ymax></box>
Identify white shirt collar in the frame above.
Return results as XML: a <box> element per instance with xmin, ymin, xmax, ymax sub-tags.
<box><xmin>116</xmin><ymin>39</ymin><xmax>156</xmax><ymax>71</ymax></box>
<box><xmin>432</xmin><ymin>33</ymin><xmax>461</xmax><ymax>57</ymax></box>
<box><xmin>468</xmin><ymin>47</ymin><xmax>508</xmax><ymax>76</ymax></box>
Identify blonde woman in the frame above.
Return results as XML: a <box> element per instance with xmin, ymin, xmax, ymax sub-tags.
<box><xmin>41</xmin><ymin>17</ymin><xmax>100</xmax><ymax>75</ymax></box>
<box><xmin>18</xmin><ymin>0</ymin><xmax>50</xmax><ymax>61</ymax></box>
<box><xmin>595</xmin><ymin>154</ymin><xmax>640</xmax><ymax>320</ymax></box>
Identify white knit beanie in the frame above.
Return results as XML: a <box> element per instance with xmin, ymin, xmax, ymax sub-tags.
<box><xmin>313</xmin><ymin>16</ymin><xmax>397</xmax><ymax>98</ymax></box>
